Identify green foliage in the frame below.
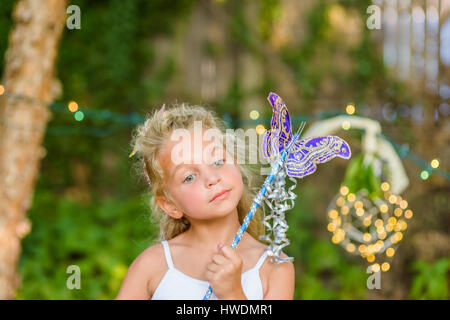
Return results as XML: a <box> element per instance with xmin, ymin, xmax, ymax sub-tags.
<box><xmin>259</xmin><ymin>0</ymin><xmax>281</xmax><ymax>41</ymax></box>
<box><xmin>217</xmin><ymin>79</ymin><xmax>244</xmax><ymax>118</ymax></box>
<box><xmin>0</xmin><ymin>0</ymin><xmax>16</xmax><ymax>76</ymax></box>
<box><xmin>343</xmin><ymin>153</ymin><xmax>383</xmax><ymax>199</ymax></box>
<box><xmin>295</xmin><ymin>239</ymin><xmax>368</xmax><ymax>300</ymax></box>
<box><xmin>38</xmin><ymin>0</ymin><xmax>195</xmax><ymax>193</ymax></box>
<box><xmin>286</xmin><ymin>185</ymin><xmax>368</xmax><ymax>300</ymax></box>
<box><xmin>409</xmin><ymin>258</ymin><xmax>450</xmax><ymax>300</ymax></box>
<box><xmin>16</xmin><ymin>190</ymin><xmax>158</xmax><ymax>299</ymax></box>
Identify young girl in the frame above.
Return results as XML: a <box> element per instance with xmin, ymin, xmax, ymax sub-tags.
<box><xmin>115</xmin><ymin>104</ymin><xmax>295</xmax><ymax>300</ymax></box>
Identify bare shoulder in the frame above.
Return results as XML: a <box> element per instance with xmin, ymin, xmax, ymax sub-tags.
<box><xmin>241</xmin><ymin>231</ymin><xmax>269</xmax><ymax>253</ymax></box>
<box><xmin>115</xmin><ymin>242</ymin><xmax>167</xmax><ymax>300</ymax></box>
<box><xmin>261</xmin><ymin>251</ymin><xmax>295</xmax><ymax>299</ymax></box>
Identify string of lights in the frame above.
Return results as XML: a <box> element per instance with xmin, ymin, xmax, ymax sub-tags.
<box><xmin>0</xmin><ymin>89</ymin><xmax>447</xmax><ymax>180</ymax></box>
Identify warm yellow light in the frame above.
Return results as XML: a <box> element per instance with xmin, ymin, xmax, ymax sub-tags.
<box><xmin>68</xmin><ymin>101</ymin><xmax>78</xmax><ymax>112</ymax></box>
<box><xmin>341</xmin><ymin>205</ymin><xmax>349</xmax><ymax>215</ymax></box>
<box><xmin>400</xmin><ymin>200</ymin><xmax>408</xmax><ymax>209</ymax></box>
<box><xmin>354</xmin><ymin>201</ymin><xmax>363</xmax><ymax>209</ymax></box>
<box><xmin>358</xmin><ymin>244</ymin><xmax>367</xmax><ymax>253</ymax></box>
<box><xmin>404</xmin><ymin>209</ymin><xmax>413</xmax><ymax>219</ymax></box>
<box><xmin>381</xmin><ymin>262</ymin><xmax>390</xmax><ymax>272</ymax></box>
<box><xmin>381</xmin><ymin>182</ymin><xmax>390</xmax><ymax>191</ymax></box>
<box><xmin>386</xmin><ymin>224</ymin><xmax>393</xmax><ymax>232</ymax></box>
<box><xmin>375</xmin><ymin>241</ymin><xmax>384</xmax><ymax>251</ymax></box>
<box><xmin>379</xmin><ymin>232</ymin><xmax>387</xmax><ymax>240</ymax></box>
<box><xmin>394</xmin><ymin>208</ymin><xmax>403</xmax><ymax>217</ymax></box>
<box><xmin>346</xmin><ymin>243</ymin><xmax>355</xmax><ymax>252</ymax></box>
<box><xmin>388</xmin><ymin>195</ymin><xmax>397</xmax><ymax>204</ymax></box>
<box><xmin>363</xmin><ymin>233</ymin><xmax>372</xmax><ymax>242</ymax></box>
<box><xmin>342</xmin><ymin>121</ymin><xmax>351</xmax><ymax>130</ymax></box>
<box><xmin>386</xmin><ymin>248</ymin><xmax>395</xmax><ymax>257</ymax></box>
<box><xmin>430</xmin><ymin>159</ymin><xmax>439</xmax><ymax>168</ymax></box>
<box><xmin>332</xmin><ymin>235</ymin><xmax>342</xmax><ymax>243</ymax></box>
<box><xmin>372</xmin><ymin>264</ymin><xmax>380</xmax><ymax>272</ymax></box>
<box><xmin>340</xmin><ymin>186</ymin><xmax>349</xmax><ymax>196</ymax></box>
<box><xmin>380</xmin><ymin>204</ymin><xmax>389</xmax><ymax>213</ymax></box>
<box><xmin>327</xmin><ymin>223</ymin><xmax>336</xmax><ymax>232</ymax></box>
<box><xmin>392</xmin><ymin>232</ymin><xmax>403</xmax><ymax>243</ymax></box>
<box><xmin>336</xmin><ymin>197</ymin><xmax>345</xmax><ymax>206</ymax></box>
<box><xmin>367</xmin><ymin>254</ymin><xmax>375</xmax><ymax>263</ymax></box>
<box><xmin>400</xmin><ymin>220</ymin><xmax>408</xmax><ymax>230</ymax></box>
<box><xmin>255</xmin><ymin>124</ymin><xmax>266</xmax><ymax>135</ymax></box>
<box><xmin>375</xmin><ymin>219</ymin><xmax>384</xmax><ymax>228</ymax></box>
<box><xmin>0</xmin><ymin>84</ymin><xmax>4</xmax><ymax>95</ymax></box>
<box><xmin>377</xmin><ymin>226</ymin><xmax>385</xmax><ymax>234</ymax></box>
<box><xmin>346</xmin><ymin>103</ymin><xmax>355</xmax><ymax>115</ymax></box>
<box><xmin>335</xmin><ymin>229</ymin><xmax>345</xmax><ymax>238</ymax></box>
<box><xmin>388</xmin><ymin>217</ymin><xmax>397</xmax><ymax>225</ymax></box>
<box><xmin>356</xmin><ymin>208</ymin><xmax>365</xmax><ymax>216</ymax></box>
<box><xmin>363</xmin><ymin>217</ymin><xmax>372</xmax><ymax>226</ymax></box>
<box><xmin>249</xmin><ymin>110</ymin><xmax>260</xmax><ymax>120</ymax></box>
<box><xmin>347</xmin><ymin>193</ymin><xmax>356</xmax><ymax>202</ymax></box>
<box><xmin>328</xmin><ymin>209</ymin><xmax>339</xmax><ymax>219</ymax></box>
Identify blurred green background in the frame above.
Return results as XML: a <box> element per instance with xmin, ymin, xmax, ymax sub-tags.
<box><xmin>0</xmin><ymin>0</ymin><xmax>448</xmax><ymax>299</ymax></box>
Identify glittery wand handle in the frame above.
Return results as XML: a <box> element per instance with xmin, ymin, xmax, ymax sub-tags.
<box><xmin>202</xmin><ymin>126</ymin><xmax>305</xmax><ymax>300</ymax></box>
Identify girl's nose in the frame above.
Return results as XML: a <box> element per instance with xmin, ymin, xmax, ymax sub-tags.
<box><xmin>206</xmin><ymin>169</ymin><xmax>221</xmax><ymax>187</ymax></box>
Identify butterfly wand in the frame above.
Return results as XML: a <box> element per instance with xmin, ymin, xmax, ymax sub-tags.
<box><xmin>202</xmin><ymin>123</ymin><xmax>306</xmax><ymax>300</ymax></box>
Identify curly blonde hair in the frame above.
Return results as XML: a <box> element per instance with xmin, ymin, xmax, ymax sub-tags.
<box><xmin>130</xmin><ymin>103</ymin><xmax>266</xmax><ymax>244</ymax></box>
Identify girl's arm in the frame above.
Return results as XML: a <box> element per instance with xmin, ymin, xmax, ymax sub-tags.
<box><xmin>115</xmin><ymin>248</ymin><xmax>157</xmax><ymax>300</ymax></box>
<box><xmin>263</xmin><ymin>254</ymin><xmax>295</xmax><ymax>300</ymax></box>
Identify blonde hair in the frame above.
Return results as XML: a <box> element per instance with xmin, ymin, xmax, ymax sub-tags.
<box><xmin>130</xmin><ymin>103</ymin><xmax>266</xmax><ymax>244</ymax></box>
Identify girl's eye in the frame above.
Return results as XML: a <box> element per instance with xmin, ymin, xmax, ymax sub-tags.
<box><xmin>213</xmin><ymin>159</ymin><xmax>225</xmax><ymax>167</ymax></box>
<box><xmin>183</xmin><ymin>174</ymin><xmax>196</xmax><ymax>183</ymax></box>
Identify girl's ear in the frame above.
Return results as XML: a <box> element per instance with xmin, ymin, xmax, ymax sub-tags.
<box><xmin>155</xmin><ymin>195</ymin><xmax>184</xmax><ymax>219</ymax></box>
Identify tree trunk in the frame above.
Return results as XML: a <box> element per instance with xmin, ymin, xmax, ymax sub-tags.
<box><xmin>0</xmin><ymin>0</ymin><xmax>67</xmax><ymax>299</ymax></box>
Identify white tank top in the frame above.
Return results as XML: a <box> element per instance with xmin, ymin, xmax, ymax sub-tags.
<box><xmin>151</xmin><ymin>240</ymin><xmax>269</xmax><ymax>300</ymax></box>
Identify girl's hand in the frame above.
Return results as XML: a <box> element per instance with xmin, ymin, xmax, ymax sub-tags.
<box><xmin>205</xmin><ymin>243</ymin><xmax>247</xmax><ymax>300</ymax></box>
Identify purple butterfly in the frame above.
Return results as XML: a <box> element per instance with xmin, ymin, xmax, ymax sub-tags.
<box><xmin>262</xmin><ymin>92</ymin><xmax>351</xmax><ymax>178</ymax></box>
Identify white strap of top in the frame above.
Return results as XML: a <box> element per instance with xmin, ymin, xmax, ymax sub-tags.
<box><xmin>162</xmin><ymin>240</ymin><xmax>268</xmax><ymax>271</ymax></box>
<box><xmin>161</xmin><ymin>240</ymin><xmax>174</xmax><ymax>269</ymax></box>
<box><xmin>254</xmin><ymin>249</ymin><xmax>269</xmax><ymax>270</ymax></box>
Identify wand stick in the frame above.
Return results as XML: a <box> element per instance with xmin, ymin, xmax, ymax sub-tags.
<box><xmin>202</xmin><ymin>122</ymin><xmax>306</xmax><ymax>300</ymax></box>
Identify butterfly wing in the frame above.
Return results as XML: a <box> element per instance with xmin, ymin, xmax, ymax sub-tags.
<box><xmin>285</xmin><ymin>136</ymin><xmax>351</xmax><ymax>178</ymax></box>
<box><xmin>262</xmin><ymin>92</ymin><xmax>293</xmax><ymax>160</ymax></box>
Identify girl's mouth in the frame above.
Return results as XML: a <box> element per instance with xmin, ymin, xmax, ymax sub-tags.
<box><xmin>210</xmin><ymin>189</ymin><xmax>230</xmax><ymax>203</ymax></box>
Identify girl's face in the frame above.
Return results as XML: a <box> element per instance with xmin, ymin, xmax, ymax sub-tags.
<box><xmin>156</xmin><ymin>128</ymin><xmax>243</xmax><ymax>222</ymax></box>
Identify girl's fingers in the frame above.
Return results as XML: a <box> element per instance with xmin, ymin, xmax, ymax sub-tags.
<box><xmin>206</xmin><ymin>262</ymin><xmax>220</xmax><ymax>272</ymax></box>
<box><xmin>219</xmin><ymin>246</ymin><xmax>241</xmax><ymax>265</ymax></box>
<box><xmin>212</xmin><ymin>253</ymin><xmax>228</xmax><ymax>265</ymax></box>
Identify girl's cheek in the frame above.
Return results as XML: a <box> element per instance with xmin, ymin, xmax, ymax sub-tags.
<box><xmin>227</xmin><ymin>165</ymin><xmax>243</xmax><ymax>183</ymax></box>
<box><xmin>180</xmin><ymin>184</ymin><xmax>202</xmax><ymax>204</ymax></box>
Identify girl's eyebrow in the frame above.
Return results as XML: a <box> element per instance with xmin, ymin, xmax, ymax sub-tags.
<box><xmin>171</xmin><ymin>163</ymin><xmax>189</xmax><ymax>178</ymax></box>
<box><xmin>170</xmin><ymin>145</ymin><xmax>223</xmax><ymax>178</ymax></box>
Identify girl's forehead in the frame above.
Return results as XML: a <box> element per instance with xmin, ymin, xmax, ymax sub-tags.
<box><xmin>159</xmin><ymin>128</ymin><xmax>226</xmax><ymax>169</ymax></box>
